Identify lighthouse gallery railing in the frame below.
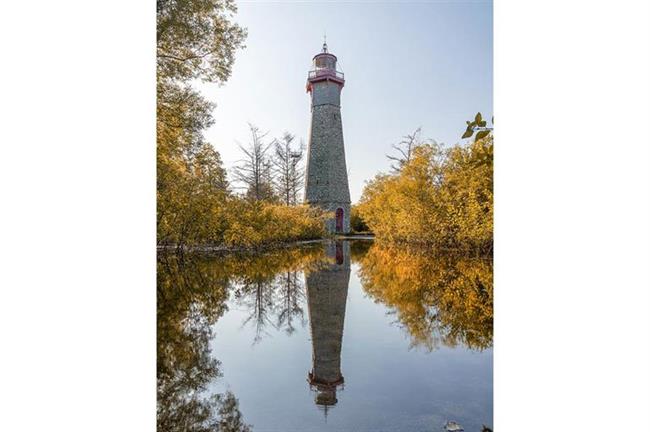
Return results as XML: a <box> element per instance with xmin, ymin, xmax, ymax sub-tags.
<box><xmin>308</xmin><ymin>69</ymin><xmax>345</xmax><ymax>80</ymax></box>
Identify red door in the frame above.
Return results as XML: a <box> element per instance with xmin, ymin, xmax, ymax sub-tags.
<box><xmin>335</xmin><ymin>208</ymin><xmax>344</xmax><ymax>233</ymax></box>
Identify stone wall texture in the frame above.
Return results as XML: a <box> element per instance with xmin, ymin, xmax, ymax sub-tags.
<box><xmin>305</xmin><ymin>80</ymin><xmax>351</xmax><ymax>233</ymax></box>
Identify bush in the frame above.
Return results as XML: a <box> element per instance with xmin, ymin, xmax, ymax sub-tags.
<box><xmin>222</xmin><ymin>201</ymin><xmax>328</xmax><ymax>248</ymax></box>
<box><xmin>357</xmin><ymin>136</ymin><xmax>492</xmax><ymax>251</ymax></box>
<box><xmin>350</xmin><ymin>205</ymin><xmax>370</xmax><ymax>233</ymax></box>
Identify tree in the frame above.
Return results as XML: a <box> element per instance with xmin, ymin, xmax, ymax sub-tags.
<box><xmin>156</xmin><ymin>1</ymin><xmax>327</xmax><ymax>250</ymax></box>
<box><xmin>157</xmin><ymin>0</ymin><xmax>247</xmax><ymax>83</ymax></box>
<box><xmin>157</xmin><ymin>81</ymin><xmax>231</xmax><ymax>247</ymax></box>
<box><xmin>387</xmin><ymin>127</ymin><xmax>422</xmax><ymax>173</ymax></box>
<box><xmin>358</xmin><ymin>123</ymin><xmax>492</xmax><ymax>251</ymax></box>
<box><xmin>273</xmin><ymin>132</ymin><xmax>305</xmax><ymax>205</ymax></box>
<box><xmin>233</xmin><ymin>123</ymin><xmax>276</xmax><ymax>202</ymax></box>
<box><xmin>157</xmin><ymin>0</ymin><xmax>247</xmax><ymax>247</ymax></box>
<box><xmin>350</xmin><ymin>205</ymin><xmax>370</xmax><ymax>233</ymax></box>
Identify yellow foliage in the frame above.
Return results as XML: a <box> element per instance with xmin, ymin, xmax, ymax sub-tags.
<box><xmin>157</xmin><ymin>80</ymin><xmax>327</xmax><ymax>250</ymax></box>
<box><xmin>358</xmin><ymin>136</ymin><xmax>493</xmax><ymax>251</ymax></box>
<box><xmin>222</xmin><ymin>201</ymin><xmax>328</xmax><ymax>248</ymax></box>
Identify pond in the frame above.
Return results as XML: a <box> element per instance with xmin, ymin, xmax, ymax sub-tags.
<box><xmin>158</xmin><ymin>240</ymin><xmax>493</xmax><ymax>432</ymax></box>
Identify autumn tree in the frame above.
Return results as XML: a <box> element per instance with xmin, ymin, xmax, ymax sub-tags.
<box><xmin>157</xmin><ymin>0</ymin><xmax>246</xmax><ymax>247</ymax></box>
<box><xmin>358</xmin><ymin>119</ymin><xmax>493</xmax><ymax>252</ymax></box>
<box><xmin>157</xmin><ymin>0</ymin><xmax>247</xmax><ymax>83</ymax></box>
<box><xmin>156</xmin><ymin>0</ymin><xmax>328</xmax><ymax>250</ymax></box>
<box><xmin>273</xmin><ymin>132</ymin><xmax>304</xmax><ymax>205</ymax></box>
<box><xmin>157</xmin><ymin>74</ymin><xmax>232</xmax><ymax>247</ymax></box>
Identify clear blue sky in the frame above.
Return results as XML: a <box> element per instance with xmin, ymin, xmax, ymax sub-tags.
<box><xmin>200</xmin><ymin>0</ymin><xmax>493</xmax><ymax>203</ymax></box>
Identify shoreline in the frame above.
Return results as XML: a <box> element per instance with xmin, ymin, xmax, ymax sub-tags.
<box><xmin>157</xmin><ymin>234</ymin><xmax>375</xmax><ymax>256</ymax></box>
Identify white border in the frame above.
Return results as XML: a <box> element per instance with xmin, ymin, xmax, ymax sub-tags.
<box><xmin>0</xmin><ymin>1</ymin><xmax>648</xmax><ymax>430</ymax></box>
<box><xmin>496</xmin><ymin>0</ymin><xmax>650</xmax><ymax>429</ymax></box>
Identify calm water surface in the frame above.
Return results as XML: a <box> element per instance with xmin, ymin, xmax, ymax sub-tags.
<box><xmin>158</xmin><ymin>240</ymin><xmax>492</xmax><ymax>432</ymax></box>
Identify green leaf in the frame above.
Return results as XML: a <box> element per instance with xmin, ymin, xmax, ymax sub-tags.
<box><xmin>475</xmin><ymin>130</ymin><xmax>490</xmax><ymax>141</ymax></box>
<box><xmin>479</xmin><ymin>120</ymin><xmax>487</xmax><ymax>127</ymax></box>
<box><xmin>475</xmin><ymin>112</ymin><xmax>482</xmax><ymax>123</ymax></box>
<box><xmin>462</xmin><ymin>127</ymin><xmax>474</xmax><ymax>139</ymax></box>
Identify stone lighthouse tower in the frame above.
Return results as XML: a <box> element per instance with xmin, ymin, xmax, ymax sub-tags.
<box><xmin>305</xmin><ymin>40</ymin><xmax>351</xmax><ymax>234</ymax></box>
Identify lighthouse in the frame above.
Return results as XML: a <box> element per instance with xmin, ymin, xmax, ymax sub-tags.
<box><xmin>305</xmin><ymin>40</ymin><xmax>351</xmax><ymax>234</ymax></box>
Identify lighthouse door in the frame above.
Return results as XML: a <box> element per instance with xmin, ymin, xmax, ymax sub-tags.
<box><xmin>335</xmin><ymin>208</ymin><xmax>344</xmax><ymax>233</ymax></box>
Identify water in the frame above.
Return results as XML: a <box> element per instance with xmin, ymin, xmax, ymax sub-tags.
<box><xmin>158</xmin><ymin>240</ymin><xmax>493</xmax><ymax>432</ymax></box>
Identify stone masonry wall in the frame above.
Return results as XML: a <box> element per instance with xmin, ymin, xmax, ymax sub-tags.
<box><xmin>305</xmin><ymin>79</ymin><xmax>351</xmax><ymax>233</ymax></box>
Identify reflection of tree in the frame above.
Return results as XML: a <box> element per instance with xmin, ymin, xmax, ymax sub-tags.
<box><xmin>356</xmin><ymin>243</ymin><xmax>493</xmax><ymax>350</ymax></box>
<box><xmin>349</xmin><ymin>239</ymin><xmax>373</xmax><ymax>261</ymax></box>
<box><xmin>231</xmin><ymin>247</ymin><xmax>325</xmax><ymax>343</ymax></box>
<box><xmin>157</xmin><ymin>256</ymin><xmax>252</xmax><ymax>432</ymax></box>
<box><xmin>236</xmin><ymin>280</ymin><xmax>278</xmax><ymax>344</ymax></box>
<box><xmin>276</xmin><ymin>271</ymin><xmax>307</xmax><ymax>335</ymax></box>
<box><xmin>158</xmin><ymin>246</ymin><xmax>327</xmax><ymax>430</ymax></box>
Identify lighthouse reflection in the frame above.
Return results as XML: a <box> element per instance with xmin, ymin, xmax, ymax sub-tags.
<box><xmin>306</xmin><ymin>241</ymin><xmax>350</xmax><ymax>413</ymax></box>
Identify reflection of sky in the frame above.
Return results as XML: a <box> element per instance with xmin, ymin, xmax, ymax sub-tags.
<box><xmin>197</xmin><ymin>1</ymin><xmax>493</xmax><ymax>202</ymax></box>
<box><xmin>211</xmin><ymin>263</ymin><xmax>493</xmax><ymax>432</ymax></box>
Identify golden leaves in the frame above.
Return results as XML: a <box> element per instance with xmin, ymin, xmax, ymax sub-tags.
<box><xmin>357</xmin><ymin>136</ymin><xmax>493</xmax><ymax>252</ymax></box>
